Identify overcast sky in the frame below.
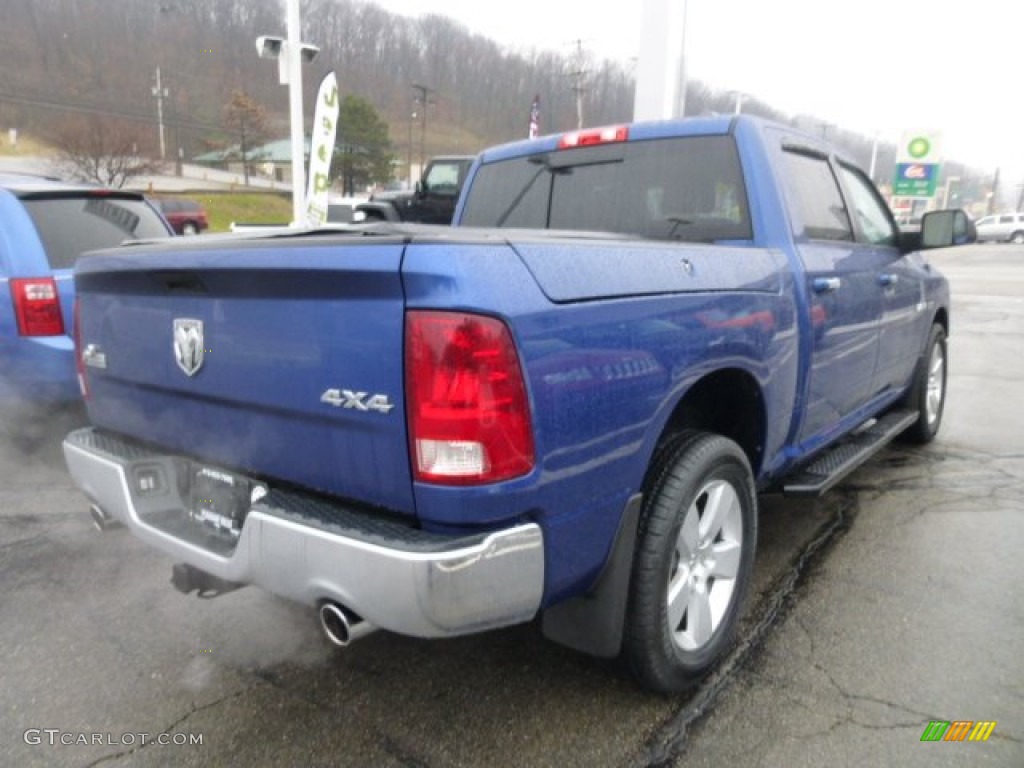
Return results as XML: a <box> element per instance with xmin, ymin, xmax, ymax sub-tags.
<box><xmin>371</xmin><ymin>0</ymin><xmax>1024</xmax><ymax>186</ymax></box>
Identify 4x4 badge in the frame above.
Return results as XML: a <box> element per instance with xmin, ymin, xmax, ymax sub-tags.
<box><xmin>173</xmin><ymin>318</ymin><xmax>204</xmax><ymax>376</ymax></box>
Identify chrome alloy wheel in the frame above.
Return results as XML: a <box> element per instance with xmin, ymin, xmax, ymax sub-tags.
<box><xmin>666</xmin><ymin>479</ymin><xmax>743</xmax><ymax>651</ymax></box>
<box><xmin>925</xmin><ymin>339</ymin><xmax>946</xmax><ymax>426</ymax></box>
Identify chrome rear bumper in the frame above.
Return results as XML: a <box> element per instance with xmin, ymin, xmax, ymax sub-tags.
<box><xmin>63</xmin><ymin>428</ymin><xmax>544</xmax><ymax>638</ymax></box>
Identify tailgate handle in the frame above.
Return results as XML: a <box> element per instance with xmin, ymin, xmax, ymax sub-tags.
<box><xmin>156</xmin><ymin>271</ymin><xmax>208</xmax><ymax>294</ymax></box>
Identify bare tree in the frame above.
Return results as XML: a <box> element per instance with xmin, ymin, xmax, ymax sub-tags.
<box><xmin>222</xmin><ymin>89</ymin><xmax>269</xmax><ymax>186</ymax></box>
<box><xmin>51</xmin><ymin>115</ymin><xmax>163</xmax><ymax>189</ymax></box>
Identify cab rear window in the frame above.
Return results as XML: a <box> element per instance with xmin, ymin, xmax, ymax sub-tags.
<box><xmin>21</xmin><ymin>195</ymin><xmax>170</xmax><ymax>269</ymax></box>
<box><xmin>461</xmin><ymin>135</ymin><xmax>752</xmax><ymax>243</ymax></box>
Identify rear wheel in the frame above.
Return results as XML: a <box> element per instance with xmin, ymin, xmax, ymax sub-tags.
<box><xmin>1010</xmin><ymin>231</ymin><xmax>1024</xmax><ymax>244</ymax></box>
<box><xmin>182</xmin><ymin>222</ymin><xmax>199</xmax><ymax>235</ymax></box>
<box><xmin>623</xmin><ymin>432</ymin><xmax>757</xmax><ymax>693</ymax></box>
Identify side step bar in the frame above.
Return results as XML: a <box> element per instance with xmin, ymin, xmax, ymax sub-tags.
<box><xmin>783</xmin><ymin>410</ymin><xmax>918</xmax><ymax>496</ymax></box>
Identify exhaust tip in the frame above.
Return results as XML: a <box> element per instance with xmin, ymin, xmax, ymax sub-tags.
<box><xmin>319</xmin><ymin>602</ymin><xmax>354</xmax><ymax>647</ymax></box>
<box><xmin>318</xmin><ymin>602</ymin><xmax>376</xmax><ymax>647</ymax></box>
<box><xmin>90</xmin><ymin>504</ymin><xmax>120</xmax><ymax>532</ymax></box>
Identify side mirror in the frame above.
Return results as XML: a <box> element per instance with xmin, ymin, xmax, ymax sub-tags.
<box><xmin>920</xmin><ymin>209</ymin><xmax>976</xmax><ymax>248</ymax></box>
<box><xmin>414</xmin><ymin>180</ymin><xmax>426</xmax><ymax>198</ymax></box>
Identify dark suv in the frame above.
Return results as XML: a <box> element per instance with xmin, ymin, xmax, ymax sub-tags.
<box><xmin>157</xmin><ymin>197</ymin><xmax>209</xmax><ymax>235</ymax></box>
<box><xmin>1</xmin><ymin>174</ymin><xmax>172</xmax><ymax>406</ymax></box>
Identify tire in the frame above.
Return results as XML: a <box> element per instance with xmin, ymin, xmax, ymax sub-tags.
<box><xmin>1010</xmin><ymin>231</ymin><xmax>1024</xmax><ymax>244</ymax></box>
<box><xmin>182</xmin><ymin>222</ymin><xmax>199</xmax><ymax>236</ymax></box>
<box><xmin>900</xmin><ymin>323</ymin><xmax>947</xmax><ymax>444</ymax></box>
<box><xmin>623</xmin><ymin>432</ymin><xmax>757</xmax><ymax>693</ymax></box>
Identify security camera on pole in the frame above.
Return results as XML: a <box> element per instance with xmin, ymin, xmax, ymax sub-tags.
<box><xmin>256</xmin><ymin>0</ymin><xmax>320</xmax><ymax>227</ymax></box>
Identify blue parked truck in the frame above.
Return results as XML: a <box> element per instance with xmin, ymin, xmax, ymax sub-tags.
<box><xmin>63</xmin><ymin>116</ymin><xmax>969</xmax><ymax>692</ymax></box>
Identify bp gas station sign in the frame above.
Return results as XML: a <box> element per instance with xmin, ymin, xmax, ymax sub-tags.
<box><xmin>893</xmin><ymin>132</ymin><xmax>942</xmax><ymax>197</ymax></box>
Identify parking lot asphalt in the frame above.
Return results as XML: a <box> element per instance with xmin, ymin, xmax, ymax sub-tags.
<box><xmin>1</xmin><ymin>245</ymin><xmax>1021</xmax><ymax>767</ymax></box>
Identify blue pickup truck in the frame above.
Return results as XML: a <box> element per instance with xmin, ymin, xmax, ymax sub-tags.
<box><xmin>63</xmin><ymin>116</ymin><xmax>969</xmax><ymax>692</ymax></box>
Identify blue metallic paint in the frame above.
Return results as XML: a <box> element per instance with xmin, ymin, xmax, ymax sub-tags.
<box><xmin>73</xmin><ymin>116</ymin><xmax>950</xmax><ymax>606</ymax></box>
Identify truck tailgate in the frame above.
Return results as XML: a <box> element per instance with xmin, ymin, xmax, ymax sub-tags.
<box><xmin>75</xmin><ymin>236</ymin><xmax>415</xmax><ymax>516</ymax></box>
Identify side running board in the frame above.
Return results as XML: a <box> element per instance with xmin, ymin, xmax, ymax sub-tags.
<box><xmin>783</xmin><ymin>410</ymin><xmax>918</xmax><ymax>496</ymax></box>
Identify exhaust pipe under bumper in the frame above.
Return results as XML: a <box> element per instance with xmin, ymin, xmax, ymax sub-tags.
<box><xmin>90</xmin><ymin>504</ymin><xmax>122</xmax><ymax>532</ymax></box>
<box><xmin>319</xmin><ymin>602</ymin><xmax>376</xmax><ymax>647</ymax></box>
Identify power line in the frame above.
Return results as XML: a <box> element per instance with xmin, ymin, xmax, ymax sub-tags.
<box><xmin>0</xmin><ymin>90</ymin><xmax>223</xmax><ymax>134</ymax></box>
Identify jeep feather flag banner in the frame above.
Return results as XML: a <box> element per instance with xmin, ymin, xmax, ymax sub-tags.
<box><xmin>306</xmin><ymin>72</ymin><xmax>340</xmax><ymax>226</ymax></box>
<box><xmin>529</xmin><ymin>94</ymin><xmax>540</xmax><ymax>139</ymax></box>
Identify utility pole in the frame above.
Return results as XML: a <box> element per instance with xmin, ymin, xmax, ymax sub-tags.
<box><xmin>411</xmin><ymin>83</ymin><xmax>432</xmax><ymax>178</ymax></box>
<box><xmin>869</xmin><ymin>131</ymin><xmax>879</xmax><ymax>182</ymax></box>
<box><xmin>569</xmin><ymin>40</ymin><xmax>587</xmax><ymax>130</ymax></box>
<box><xmin>408</xmin><ymin>102</ymin><xmax>416</xmax><ymax>187</ymax></box>
<box><xmin>152</xmin><ymin>66</ymin><xmax>168</xmax><ymax>160</ymax></box>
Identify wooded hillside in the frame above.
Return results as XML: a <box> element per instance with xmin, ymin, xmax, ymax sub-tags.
<box><xmin>0</xmin><ymin>0</ymin><xmax>941</xmax><ymax>187</ymax></box>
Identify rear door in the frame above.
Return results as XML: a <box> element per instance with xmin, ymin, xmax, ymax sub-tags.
<box><xmin>780</xmin><ymin>147</ymin><xmax>883</xmax><ymax>444</ymax></box>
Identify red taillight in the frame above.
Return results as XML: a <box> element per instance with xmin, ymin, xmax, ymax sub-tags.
<box><xmin>405</xmin><ymin>311</ymin><xmax>534</xmax><ymax>485</ymax></box>
<box><xmin>558</xmin><ymin>125</ymin><xmax>629</xmax><ymax>150</ymax></box>
<box><xmin>73</xmin><ymin>297</ymin><xmax>89</xmax><ymax>400</ymax></box>
<box><xmin>10</xmin><ymin>277</ymin><xmax>64</xmax><ymax>337</ymax></box>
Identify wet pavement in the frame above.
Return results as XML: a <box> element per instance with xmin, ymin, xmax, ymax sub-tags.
<box><xmin>1</xmin><ymin>245</ymin><xmax>1021</xmax><ymax>767</ymax></box>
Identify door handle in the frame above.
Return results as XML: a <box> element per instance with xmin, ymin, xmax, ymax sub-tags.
<box><xmin>878</xmin><ymin>273</ymin><xmax>899</xmax><ymax>287</ymax></box>
<box><xmin>813</xmin><ymin>277</ymin><xmax>841</xmax><ymax>294</ymax></box>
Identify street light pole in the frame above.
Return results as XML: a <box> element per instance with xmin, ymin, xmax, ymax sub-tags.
<box><xmin>152</xmin><ymin>66</ymin><xmax>168</xmax><ymax>161</ymax></box>
<box><xmin>285</xmin><ymin>0</ymin><xmax>305</xmax><ymax>226</ymax></box>
<box><xmin>942</xmin><ymin>176</ymin><xmax>960</xmax><ymax>209</ymax></box>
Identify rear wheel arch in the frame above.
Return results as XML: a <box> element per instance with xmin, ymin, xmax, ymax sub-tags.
<box><xmin>646</xmin><ymin>368</ymin><xmax>767</xmax><ymax>488</ymax></box>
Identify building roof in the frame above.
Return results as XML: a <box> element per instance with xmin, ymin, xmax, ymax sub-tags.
<box><xmin>194</xmin><ymin>138</ymin><xmax>362</xmax><ymax>165</ymax></box>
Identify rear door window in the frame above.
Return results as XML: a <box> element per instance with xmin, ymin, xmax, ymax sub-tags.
<box><xmin>21</xmin><ymin>195</ymin><xmax>170</xmax><ymax>269</ymax></box>
<box><xmin>782</xmin><ymin>150</ymin><xmax>853</xmax><ymax>241</ymax></box>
